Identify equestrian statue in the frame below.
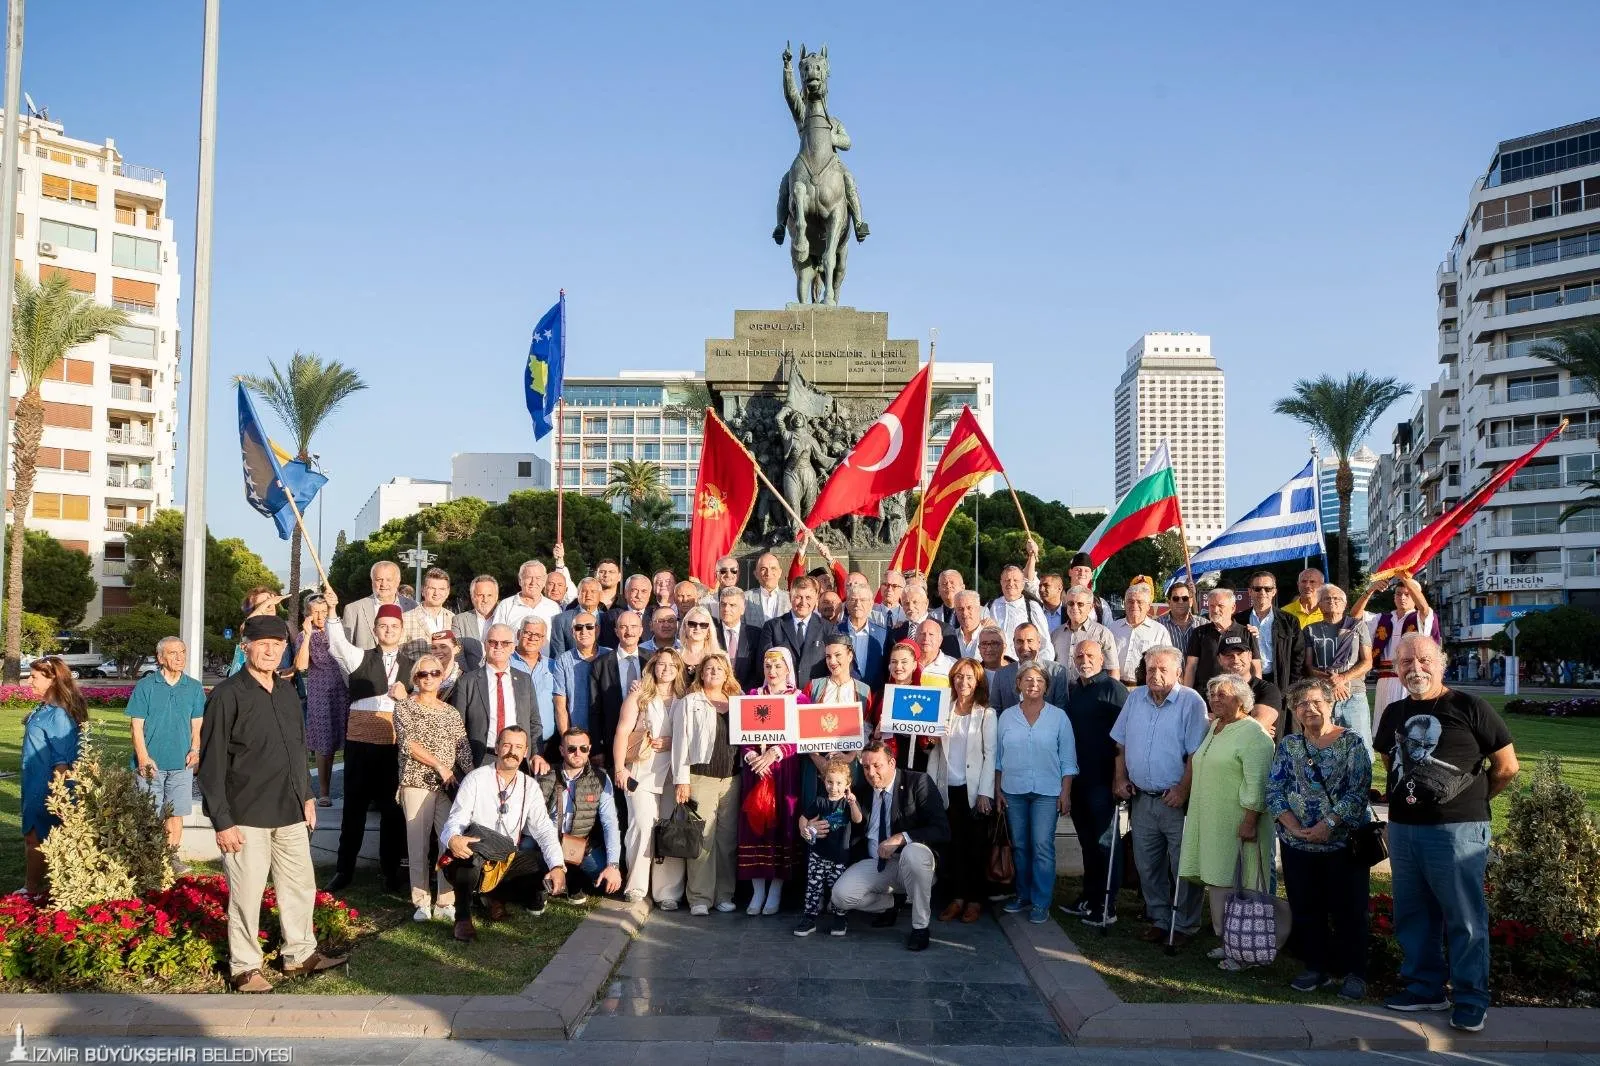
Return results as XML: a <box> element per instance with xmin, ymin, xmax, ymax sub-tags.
<box><xmin>772</xmin><ymin>42</ymin><xmax>869</xmax><ymax>305</ymax></box>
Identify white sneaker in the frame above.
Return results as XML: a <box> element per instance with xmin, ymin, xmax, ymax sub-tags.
<box><xmin>715</xmin><ymin>901</ymin><xmax>737</xmax><ymax>913</ymax></box>
<box><xmin>434</xmin><ymin>905</ymin><xmax>455</xmax><ymax>922</ymax></box>
<box><xmin>1206</xmin><ymin>946</ymin><xmax>1227</xmax><ymax>960</ymax></box>
<box><xmin>412</xmin><ymin>906</ymin><xmax>432</xmax><ymax>922</ymax></box>
<box><xmin>657</xmin><ymin>899</ymin><xmax>679</xmax><ymax>911</ymax></box>
<box><xmin>690</xmin><ymin>904</ymin><xmax>710</xmax><ymax>916</ymax></box>
<box><xmin>762</xmin><ymin>898</ymin><xmax>781</xmax><ymax>915</ymax></box>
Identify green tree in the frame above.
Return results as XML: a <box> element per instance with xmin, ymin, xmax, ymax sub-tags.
<box><xmin>17</xmin><ymin>529</ymin><xmax>96</xmax><ymax>628</ymax></box>
<box><xmin>603</xmin><ymin>459</ymin><xmax>673</xmax><ymax>561</ymax></box>
<box><xmin>1275</xmin><ymin>372</ymin><xmax>1412</xmax><ymax>589</ymax></box>
<box><xmin>334</xmin><ymin>529</ymin><xmax>348</xmax><ymax>554</ymax></box>
<box><xmin>662</xmin><ymin>381</ymin><xmax>714</xmax><ymax>428</ymax></box>
<box><xmin>0</xmin><ymin>601</ymin><xmax>63</xmax><ymax>656</ymax></box>
<box><xmin>89</xmin><ymin>605</ymin><xmax>179</xmax><ymax>675</ymax></box>
<box><xmin>124</xmin><ymin>509</ymin><xmax>281</xmax><ymax>643</ymax></box>
<box><xmin>1489</xmin><ymin>605</ymin><xmax>1600</xmax><ymax>668</ymax></box>
<box><xmin>1530</xmin><ymin>325</ymin><xmax>1600</xmax><ymax>522</ymax></box>
<box><xmin>236</xmin><ymin>351</ymin><xmax>367</xmax><ymax>622</ymax></box>
<box><xmin>5</xmin><ymin>271</ymin><xmax>129</xmax><ymax>679</ymax></box>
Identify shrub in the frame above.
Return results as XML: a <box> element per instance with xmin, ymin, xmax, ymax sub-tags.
<box><xmin>37</xmin><ymin>730</ymin><xmax>174</xmax><ymax>910</ymax></box>
<box><xmin>1493</xmin><ymin>754</ymin><xmax>1600</xmax><ymax>939</ymax></box>
<box><xmin>1504</xmin><ymin>698</ymin><xmax>1600</xmax><ymax>718</ymax></box>
<box><xmin>0</xmin><ymin>685</ymin><xmax>133</xmax><ymax>708</ymax></box>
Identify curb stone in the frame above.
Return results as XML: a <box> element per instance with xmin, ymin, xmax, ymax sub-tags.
<box><xmin>0</xmin><ymin>898</ymin><xmax>650</xmax><ymax>1040</ymax></box>
<box><xmin>998</xmin><ymin>909</ymin><xmax>1600</xmax><ymax>1051</ymax></box>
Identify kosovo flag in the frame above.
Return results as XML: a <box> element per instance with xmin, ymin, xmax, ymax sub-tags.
<box><xmin>524</xmin><ymin>293</ymin><xmax>566</xmax><ymax>440</ymax></box>
<box><xmin>881</xmin><ymin>684</ymin><xmax>949</xmax><ymax>736</ymax></box>
<box><xmin>237</xmin><ymin>385</ymin><xmax>327</xmax><ymax>541</ymax></box>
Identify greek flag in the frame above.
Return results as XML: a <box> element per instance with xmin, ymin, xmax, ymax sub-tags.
<box><xmin>1182</xmin><ymin>460</ymin><xmax>1322</xmax><ymax>581</ymax></box>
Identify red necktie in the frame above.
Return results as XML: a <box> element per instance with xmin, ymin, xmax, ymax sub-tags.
<box><xmin>495</xmin><ymin>671</ymin><xmax>507</xmax><ymax>738</ymax></box>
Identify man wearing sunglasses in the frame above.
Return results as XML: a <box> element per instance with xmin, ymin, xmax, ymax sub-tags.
<box><xmin>552</xmin><ymin>611</ymin><xmax>609</xmax><ymax>738</ymax></box>
<box><xmin>1159</xmin><ymin>581</ymin><xmax>1200</xmax><ymax>649</ymax></box>
<box><xmin>1241</xmin><ymin>572</ymin><xmax>1305</xmax><ymax>691</ymax></box>
<box><xmin>450</xmin><ymin>622</ymin><xmax>548</xmax><ymax>771</ymax></box>
<box><xmin>550</xmin><ymin>578</ymin><xmax>604</xmax><ymax>658</ymax></box>
<box><xmin>700</xmin><ymin>555</ymin><xmax>744</xmax><ymax>613</ymax></box>
<box><xmin>535</xmin><ymin>727</ymin><xmax>622</xmax><ymax>905</ymax></box>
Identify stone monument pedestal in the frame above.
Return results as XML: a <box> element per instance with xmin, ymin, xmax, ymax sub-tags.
<box><xmin>705</xmin><ymin>305</ymin><xmax>920</xmax><ymax>581</ymax></box>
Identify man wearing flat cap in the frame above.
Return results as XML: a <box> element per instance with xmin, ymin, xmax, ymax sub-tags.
<box><xmin>199</xmin><ymin>615</ymin><xmax>348</xmax><ymax>992</ymax></box>
<box><xmin>322</xmin><ymin>586</ymin><xmax>408</xmax><ymax>895</ymax></box>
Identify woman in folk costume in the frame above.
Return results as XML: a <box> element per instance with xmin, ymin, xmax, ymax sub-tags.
<box><xmin>1353</xmin><ymin>573</ymin><xmax>1440</xmax><ymax>735</ymax></box>
<box><xmin>738</xmin><ymin>647</ymin><xmax>809</xmax><ymax>915</ymax></box>
<box><xmin>881</xmin><ymin>639</ymin><xmax>936</xmax><ymax>773</ymax></box>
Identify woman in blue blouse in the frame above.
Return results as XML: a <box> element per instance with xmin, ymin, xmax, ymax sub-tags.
<box><xmin>21</xmin><ymin>656</ymin><xmax>87</xmax><ymax>898</ymax></box>
<box><xmin>1266</xmin><ymin>678</ymin><xmax>1373</xmax><ymax>1001</ymax></box>
<box><xmin>996</xmin><ymin>665</ymin><xmax>1077</xmax><ymax>924</ymax></box>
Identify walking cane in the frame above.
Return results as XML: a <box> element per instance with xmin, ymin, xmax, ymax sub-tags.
<box><xmin>1098</xmin><ymin>801</ymin><xmax>1125</xmax><ymax>939</ymax></box>
<box><xmin>1163</xmin><ymin>855</ymin><xmax>1183</xmax><ymax>958</ymax></box>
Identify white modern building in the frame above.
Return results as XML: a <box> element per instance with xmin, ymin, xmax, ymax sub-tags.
<box><xmin>449</xmin><ymin>452</ymin><xmax>553</xmax><ymax>505</ymax></box>
<box><xmin>5</xmin><ymin>111</ymin><xmax>182</xmax><ymax>624</ymax></box>
<box><xmin>349</xmin><ymin>476</ymin><xmax>453</xmax><ymax>541</ymax></box>
<box><xmin>1318</xmin><ymin>446</ymin><xmax>1379</xmax><ymax>565</ymax></box>
<box><xmin>1112</xmin><ymin>332</ymin><xmax>1227</xmax><ymax>550</ymax></box>
<box><xmin>1393</xmin><ymin>116</ymin><xmax>1600</xmax><ymax>650</ymax></box>
<box><xmin>553</xmin><ymin>364</ymin><xmax>997</xmax><ymax>528</ymax></box>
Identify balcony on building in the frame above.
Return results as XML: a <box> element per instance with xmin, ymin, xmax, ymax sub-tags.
<box><xmin>108</xmin><ymin>370</ymin><xmax>155</xmax><ymax>408</ymax></box>
<box><xmin>105</xmin><ymin>460</ymin><xmax>154</xmax><ymax>493</ymax></box>
<box><xmin>106</xmin><ymin>418</ymin><xmax>155</xmax><ymax>450</ymax></box>
<box><xmin>104</xmin><ymin>502</ymin><xmax>148</xmax><ymax>533</ymax></box>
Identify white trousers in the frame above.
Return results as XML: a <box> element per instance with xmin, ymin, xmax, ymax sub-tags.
<box><xmin>623</xmin><ymin>785</ymin><xmax>686</xmax><ymax>903</ymax></box>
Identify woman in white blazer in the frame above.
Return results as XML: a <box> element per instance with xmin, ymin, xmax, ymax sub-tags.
<box><xmin>926</xmin><ymin>656</ymin><xmax>998</xmax><ymax>924</ymax></box>
<box><xmin>670</xmin><ymin>652</ymin><xmax>744</xmax><ymax>916</ymax></box>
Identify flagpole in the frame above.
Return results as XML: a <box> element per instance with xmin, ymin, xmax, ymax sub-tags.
<box><xmin>972</xmin><ymin>490</ymin><xmax>980</xmax><ymax>591</ymax></box>
<box><xmin>281</xmin><ymin>484</ymin><xmax>328</xmax><ymax>589</ymax></box>
<box><xmin>1308</xmin><ymin>435</ymin><xmax>1323</xmax><ymax>578</ymax></box>
<box><xmin>554</xmin><ymin>395</ymin><xmax>565</xmax><ymax>548</ymax></box>
<box><xmin>915</xmin><ymin>329</ymin><xmax>937</xmax><ymax>571</ymax></box>
<box><xmin>999</xmin><ymin>470</ymin><xmax>1035</xmax><ymax>545</ymax></box>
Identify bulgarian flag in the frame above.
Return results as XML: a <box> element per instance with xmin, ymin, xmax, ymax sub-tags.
<box><xmin>1080</xmin><ymin>441</ymin><xmax>1183</xmax><ymax>569</ymax></box>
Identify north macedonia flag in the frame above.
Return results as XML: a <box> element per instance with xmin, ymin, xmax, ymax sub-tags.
<box><xmin>890</xmin><ymin>406</ymin><xmax>1004</xmax><ymax>574</ymax></box>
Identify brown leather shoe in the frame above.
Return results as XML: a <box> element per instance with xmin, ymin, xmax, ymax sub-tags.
<box><xmin>1138</xmin><ymin>926</ymin><xmax>1167</xmax><ymax>943</ymax></box>
<box><xmin>231</xmin><ymin>969</ymin><xmax>272</xmax><ymax>993</ymax></box>
<box><xmin>485</xmin><ymin>898</ymin><xmax>507</xmax><ymax>922</ymax></box>
<box><xmin>938</xmin><ymin>901</ymin><xmax>964</xmax><ymax>922</ymax></box>
<box><xmin>1169</xmin><ymin>931</ymin><xmax>1193</xmax><ymax>949</ymax></box>
<box><xmin>961</xmin><ymin>902</ymin><xmax>983</xmax><ymax>923</ymax></box>
<box><xmin>280</xmin><ymin>950</ymin><xmax>349</xmax><ymax>977</ymax></box>
<box><xmin>453</xmin><ymin>918</ymin><xmax>477</xmax><ymax>942</ymax></box>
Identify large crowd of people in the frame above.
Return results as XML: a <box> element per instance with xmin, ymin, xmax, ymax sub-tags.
<box><xmin>11</xmin><ymin>546</ymin><xmax>1521</xmax><ymax>1030</ymax></box>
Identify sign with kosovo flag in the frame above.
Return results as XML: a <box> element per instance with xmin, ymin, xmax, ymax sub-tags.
<box><xmin>881</xmin><ymin>684</ymin><xmax>950</xmax><ymax>737</ymax></box>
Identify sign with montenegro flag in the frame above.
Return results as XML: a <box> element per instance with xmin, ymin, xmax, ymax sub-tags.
<box><xmin>890</xmin><ymin>406</ymin><xmax>1004</xmax><ymax>573</ymax></box>
<box><xmin>689</xmin><ymin>410</ymin><xmax>761</xmax><ymax>586</ymax></box>
<box><xmin>795</xmin><ymin>702</ymin><xmax>865</xmax><ymax>754</ymax></box>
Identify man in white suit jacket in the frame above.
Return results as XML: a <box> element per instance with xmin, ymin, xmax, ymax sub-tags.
<box><xmin>342</xmin><ymin>560</ymin><xmax>410</xmax><ymax>652</ymax></box>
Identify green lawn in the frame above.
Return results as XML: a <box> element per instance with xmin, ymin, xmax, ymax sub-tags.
<box><xmin>1479</xmin><ymin>694</ymin><xmax>1600</xmax><ymax>832</ymax></box>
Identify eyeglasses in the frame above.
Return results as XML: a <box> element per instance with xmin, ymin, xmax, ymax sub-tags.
<box><xmin>414</xmin><ymin>669</ymin><xmax>443</xmax><ymax>679</ymax></box>
<box><xmin>572</xmin><ymin>623</ymin><xmax>597</xmax><ymax>631</ymax></box>
<box><xmin>564</xmin><ymin>744</ymin><xmax>591</xmax><ymax>754</ymax></box>
<box><xmin>686</xmin><ymin>620</ymin><xmax>710</xmax><ymax>629</ymax></box>
<box><xmin>486</xmin><ymin>639</ymin><xmax>514</xmax><ymax>648</ymax></box>
<box><xmin>1170</xmin><ymin>596</ymin><xmax>1191</xmax><ymax>603</ymax></box>
<box><xmin>716</xmin><ymin>567</ymin><xmax>739</xmax><ymax>575</ymax></box>
<box><xmin>1249</xmin><ymin>586</ymin><xmax>1275</xmax><ymax>593</ymax></box>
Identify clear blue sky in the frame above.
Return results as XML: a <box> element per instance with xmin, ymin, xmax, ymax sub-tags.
<box><xmin>23</xmin><ymin>1</ymin><xmax>1600</xmax><ymax>578</ymax></box>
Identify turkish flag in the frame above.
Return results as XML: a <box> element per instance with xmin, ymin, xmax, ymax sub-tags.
<box><xmin>689</xmin><ymin>410</ymin><xmax>760</xmax><ymax>586</ymax></box>
<box><xmin>805</xmin><ymin>362</ymin><xmax>933</xmax><ymax>527</ymax></box>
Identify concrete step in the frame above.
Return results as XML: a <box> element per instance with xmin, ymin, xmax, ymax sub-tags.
<box><xmin>179</xmin><ymin>763</ymin><xmax>379</xmax><ymax>869</ymax></box>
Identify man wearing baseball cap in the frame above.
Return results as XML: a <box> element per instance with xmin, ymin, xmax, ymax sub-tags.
<box><xmin>1217</xmin><ymin>632</ymin><xmax>1283</xmax><ymax>738</ymax></box>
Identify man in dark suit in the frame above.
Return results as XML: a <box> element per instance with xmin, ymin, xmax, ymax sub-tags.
<box><xmin>759</xmin><ymin>575</ymin><xmax>829</xmax><ymax>684</ymax></box>
<box><xmin>549</xmin><ymin>577</ymin><xmax>604</xmax><ymax>658</ymax></box>
<box><xmin>837</xmin><ymin>583</ymin><xmax>888</xmax><ymax>688</ymax></box>
<box><xmin>602</xmin><ymin>575</ymin><xmax>653</xmax><ymax>649</ymax></box>
<box><xmin>586</xmin><ymin>610</ymin><xmax>646</xmax><ymax>768</ymax></box>
<box><xmin>449</xmin><ymin>622</ymin><xmax>547</xmax><ymax>771</ymax></box>
<box><xmin>1242</xmin><ymin>571</ymin><xmax>1305</xmax><ymax>690</ymax></box>
<box><xmin>715</xmin><ymin>586</ymin><xmax>764</xmax><ymax>691</ymax></box>
<box><xmin>930</xmin><ymin>569</ymin><xmax>965</xmax><ymax>628</ymax></box>
<box><xmin>830</xmin><ymin>740</ymin><xmax>951</xmax><ymax>950</ymax></box>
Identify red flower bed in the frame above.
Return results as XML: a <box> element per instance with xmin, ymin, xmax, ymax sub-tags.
<box><xmin>0</xmin><ymin>683</ymin><xmax>133</xmax><ymax>708</ymax></box>
<box><xmin>0</xmin><ymin>875</ymin><xmax>359</xmax><ymax>989</ymax></box>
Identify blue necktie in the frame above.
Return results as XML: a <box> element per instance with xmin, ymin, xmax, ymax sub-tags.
<box><xmin>876</xmin><ymin>791</ymin><xmax>892</xmax><ymax>871</ymax></box>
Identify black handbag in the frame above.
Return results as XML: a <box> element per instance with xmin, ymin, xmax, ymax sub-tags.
<box><xmin>464</xmin><ymin>822</ymin><xmax>517</xmax><ymax>862</ymax></box>
<box><xmin>1350</xmin><ymin>813</ymin><xmax>1389</xmax><ymax>869</ymax></box>
<box><xmin>653</xmin><ymin>801</ymin><xmax>707</xmax><ymax>862</ymax></box>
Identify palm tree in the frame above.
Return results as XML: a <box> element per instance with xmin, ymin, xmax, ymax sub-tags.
<box><xmin>5</xmin><ymin>272</ymin><xmax>129</xmax><ymax>679</ymax></box>
<box><xmin>237</xmin><ymin>352</ymin><xmax>368</xmax><ymax>619</ymax></box>
<box><xmin>1275</xmin><ymin>372</ymin><xmax>1412</xmax><ymax>589</ymax></box>
<box><xmin>1530</xmin><ymin>325</ymin><xmax>1600</xmax><ymax>522</ymax></box>
<box><xmin>602</xmin><ymin>459</ymin><xmax>670</xmax><ymax>564</ymax></box>
<box><xmin>662</xmin><ymin>380</ymin><xmax>714</xmax><ymax>427</ymax></box>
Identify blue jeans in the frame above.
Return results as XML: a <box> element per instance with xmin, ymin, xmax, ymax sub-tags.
<box><xmin>570</xmin><ymin>844</ymin><xmax>609</xmax><ymax>891</ymax></box>
<box><xmin>1333</xmin><ymin>689</ymin><xmax>1371</xmax><ymax>749</ymax></box>
<box><xmin>1004</xmin><ymin>792</ymin><xmax>1058</xmax><ymax>908</ymax></box>
<box><xmin>1388</xmin><ymin>820</ymin><xmax>1491</xmax><ymax>1009</ymax></box>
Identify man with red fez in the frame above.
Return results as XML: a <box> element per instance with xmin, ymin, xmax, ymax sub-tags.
<box><xmin>322</xmin><ymin>586</ymin><xmax>408</xmax><ymax>895</ymax></box>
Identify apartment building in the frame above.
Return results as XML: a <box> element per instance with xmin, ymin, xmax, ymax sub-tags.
<box><xmin>1112</xmin><ymin>332</ymin><xmax>1227</xmax><ymax>551</ymax></box>
<box><xmin>1317</xmin><ymin>447</ymin><xmax>1379</xmax><ymax>566</ymax></box>
<box><xmin>1394</xmin><ymin>117</ymin><xmax>1600</xmax><ymax>650</ymax></box>
<box><xmin>6</xmin><ymin>112</ymin><xmax>181</xmax><ymax>624</ymax></box>
<box><xmin>553</xmin><ymin>364</ymin><xmax>997</xmax><ymax>528</ymax></box>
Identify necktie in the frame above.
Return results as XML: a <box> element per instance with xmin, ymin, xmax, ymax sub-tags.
<box><xmin>725</xmin><ymin>627</ymin><xmax>737</xmax><ymax>658</ymax></box>
<box><xmin>876</xmin><ymin>790</ymin><xmax>892</xmax><ymax>871</ymax></box>
<box><xmin>796</xmin><ymin>617</ymin><xmax>807</xmax><ymax>645</ymax></box>
<box><xmin>622</xmin><ymin>656</ymin><xmax>635</xmax><ymax>691</ymax></box>
<box><xmin>494</xmin><ymin>671</ymin><xmax>507</xmax><ymax>739</ymax></box>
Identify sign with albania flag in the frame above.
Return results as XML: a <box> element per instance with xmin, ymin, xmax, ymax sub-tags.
<box><xmin>689</xmin><ymin>409</ymin><xmax>760</xmax><ymax>586</ymax></box>
<box><xmin>733</xmin><ymin>694</ymin><xmax>794</xmax><ymax>746</ymax></box>
<box><xmin>795</xmin><ymin>702</ymin><xmax>865</xmax><ymax>754</ymax></box>
<box><xmin>882</xmin><ymin>684</ymin><xmax>950</xmax><ymax>737</ymax></box>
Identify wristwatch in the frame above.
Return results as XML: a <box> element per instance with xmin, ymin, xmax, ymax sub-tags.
<box><xmin>1326</xmin><ymin>813</ymin><xmax>1340</xmax><ymax>828</ymax></box>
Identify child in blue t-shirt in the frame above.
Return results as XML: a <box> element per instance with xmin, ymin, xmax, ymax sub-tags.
<box><xmin>793</xmin><ymin>759</ymin><xmax>862</xmax><ymax>937</ymax></box>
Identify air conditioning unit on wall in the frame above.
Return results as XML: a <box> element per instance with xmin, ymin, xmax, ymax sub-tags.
<box><xmin>37</xmin><ymin>241</ymin><xmax>56</xmax><ymax>257</ymax></box>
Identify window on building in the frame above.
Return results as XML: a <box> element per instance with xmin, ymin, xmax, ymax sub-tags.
<box><xmin>31</xmin><ymin>492</ymin><xmax>89</xmax><ymax>521</ymax></box>
<box><xmin>1505</xmin><ymin>373</ymin><xmax>1561</xmax><ymax>402</ymax></box>
<box><xmin>561</xmin><ymin>414</ymin><xmax>581</xmax><ymax>436</ymax></box>
<box><xmin>689</xmin><ymin>442</ymin><xmax>700</xmax><ymax>460</ymax></box>
<box><xmin>109</xmin><ymin>324</ymin><xmax>157</xmax><ymax>360</ymax></box>
<box><xmin>40</xmin><ymin>174</ymin><xmax>97</xmax><ymax>207</ymax></box>
<box><xmin>584</xmin><ymin>416</ymin><xmax>608</xmax><ymax>434</ymax></box>
<box><xmin>584</xmin><ymin>442</ymin><xmax>606</xmax><ymax>460</ymax></box>
<box><xmin>561</xmin><ymin>468</ymin><xmax>580</xmax><ymax>487</ymax></box>
<box><xmin>666</xmin><ymin>468</ymin><xmax>688</xmax><ymax>486</ymax></box>
<box><xmin>584</xmin><ymin>468</ymin><xmax>607</xmax><ymax>487</ymax></box>
<box><xmin>665</xmin><ymin>416</ymin><xmax>689</xmax><ymax>435</ymax></box>
<box><xmin>664</xmin><ymin>442</ymin><xmax>688</xmax><ymax>460</ymax></box>
<box><xmin>40</xmin><ymin>264</ymin><xmax>94</xmax><ymax>293</ymax></box>
<box><xmin>612</xmin><ymin>442</ymin><xmax>634</xmax><ymax>460</ymax></box>
<box><xmin>1571</xmin><ymin>547</ymin><xmax>1600</xmax><ymax>577</ymax></box>
<box><xmin>111</xmin><ymin>234</ymin><xmax>160</xmax><ymax>272</ymax></box>
<box><xmin>517</xmin><ymin>460</ymin><xmax>533</xmax><ymax>478</ymax></box>
<box><xmin>110</xmin><ymin>277</ymin><xmax>157</xmax><ymax>312</ymax></box>
<box><xmin>611</xmin><ymin>416</ymin><xmax>634</xmax><ymax>435</ymax></box>
<box><xmin>637</xmin><ymin>416</ymin><xmax>661</xmax><ymax>435</ymax></box>
<box><xmin>559</xmin><ymin>442</ymin><xmax>579</xmax><ymax>461</ymax></box>
<box><xmin>640</xmin><ymin>442</ymin><xmax>660</xmax><ymax>460</ymax></box>
<box><xmin>1509</xmin><ymin>458</ymin><xmax>1561</xmax><ymax>491</ymax></box>
<box><xmin>1566</xmin><ymin>452</ymin><xmax>1596</xmax><ymax>484</ymax></box>
<box><xmin>38</xmin><ymin>218</ymin><xmax>96</xmax><ymax>252</ymax></box>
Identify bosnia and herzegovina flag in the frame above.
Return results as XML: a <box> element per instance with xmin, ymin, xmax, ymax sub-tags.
<box><xmin>237</xmin><ymin>385</ymin><xmax>327</xmax><ymax>541</ymax></box>
<box><xmin>524</xmin><ymin>293</ymin><xmax>566</xmax><ymax>440</ymax></box>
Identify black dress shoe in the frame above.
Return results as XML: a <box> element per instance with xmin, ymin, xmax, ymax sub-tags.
<box><xmin>905</xmin><ymin>927</ymin><xmax>930</xmax><ymax>952</ymax></box>
<box><xmin>382</xmin><ymin>874</ymin><xmax>406</xmax><ymax>895</ymax></box>
<box><xmin>871</xmin><ymin>907</ymin><xmax>898</xmax><ymax>929</ymax></box>
<box><xmin>324</xmin><ymin>871</ymin><xmax>353</xmax><ymax>893</ymax></box>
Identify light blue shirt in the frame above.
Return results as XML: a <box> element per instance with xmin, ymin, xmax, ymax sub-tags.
<box><xmin>1251</xmin><ymin>609</ymin><xmax>1275</xmax><ymax>674</ymax></box>
<box><xmin>995</xmin><ymin>702</ymin><xmax>1078</xmax><ymax>797</ymax></box>
<box><xmin>551</xmin><ymin>648</ymin><xmax>608</xmax><ymax>733</ymax></box>
<box><xmin>1109</xmin><ymin>684</ymin><xmax>1209</xmax><ymax>792</ymax></box>
<box><xmin>509</xmin><ymin>653</ymin><xmax>555</xmax><ymax>741</ymax></box>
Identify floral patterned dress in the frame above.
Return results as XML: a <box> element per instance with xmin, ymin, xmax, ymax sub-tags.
<box><xmin>303</xmin><ymin>628</ymin><xmax>348</xmax><ymax>758</ymax></box>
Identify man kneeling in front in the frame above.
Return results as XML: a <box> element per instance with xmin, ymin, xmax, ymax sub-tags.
<box><xmin>440</xmin><ymin>725</ymin><xmax>566</xmax><ymax>942</ymax></box>
<box><xmin>830</xmin><ymin>739</ymin><xmax>950</xmax><ymax>951</ymax></box>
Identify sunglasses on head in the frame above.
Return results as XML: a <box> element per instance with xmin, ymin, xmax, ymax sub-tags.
<box><xmin>564</xmin><ymin>744</ymin><xmax>591</xmax><ymax>754</ymax></box>
<box><xmin>414</xmin><ymin>669</ymin><xmax>443</xmax><ymax>679</ymax></box>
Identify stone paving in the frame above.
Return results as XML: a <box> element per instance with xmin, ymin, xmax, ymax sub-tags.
<box><xmin>581</xmin><ymin>903</ymin><xmax>1062</xmax><ymax>1047</ymax></box>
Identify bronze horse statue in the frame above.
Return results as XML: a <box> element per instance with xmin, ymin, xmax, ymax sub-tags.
<box><xmin>773</xmin><ymin>43</ymin><xmax>868</xmax><ymax>305</ymax></box>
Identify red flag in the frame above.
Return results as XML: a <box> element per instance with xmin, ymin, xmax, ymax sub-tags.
<box><xmin>890</xmin><ymin>407</ymin><xmax>1004</xmax><ymax>573</ymax></box>
<box><xmin>805</xmin><ymin>362</ymin><xmax>933</xmax><ymax>527</ymax></box>
<box><xmin>1369</xmin><ymin>420</ymin><xmax>1567</xmax><ymax>581</ymax></box>
<box><xmin>689</xmin><ymin>409</ymin><xmax>760</xmax><ymax>586</ymax></box>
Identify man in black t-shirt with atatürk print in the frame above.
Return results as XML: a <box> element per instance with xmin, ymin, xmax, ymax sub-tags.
<box><xmin>1373</xmin><ymin>633</ymin><xmax>1518</xmax><ymax>1035</ymax></box>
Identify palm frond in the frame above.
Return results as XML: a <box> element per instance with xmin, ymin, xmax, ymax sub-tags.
<box><xmin>1273</xmin><ymin>371</ymin><xmax>1413</xmax><ymax>459</ymax></box>
<box><xmin>236</xmin><ymin>350</ymin><xmax>368</xmax><ymax>456</ymax></box>
<box><xmin>1529</xmin><ymin>325</ymin><xmax>1600</xmax><ymax>400</ymax></box>
<box><xmin>1559</xmin><ymin>475</ymin><xmax>1600</xmax><ymax>524</ymax></box>
<box><xmin>10</xmin><ymin>271</ymin><xmax>130</xmax><ymax>386</ymax></box>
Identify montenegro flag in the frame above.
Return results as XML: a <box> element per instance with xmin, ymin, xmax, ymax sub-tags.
<box><xmin>690</xmin><ymin>410</ymin><xmax>760</xmax><ymax>586</ymax></box>
<box><xmin>890</xmin><ymin>406</ymin><xmax>1003</xmax><ymax>574</ymax></box>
